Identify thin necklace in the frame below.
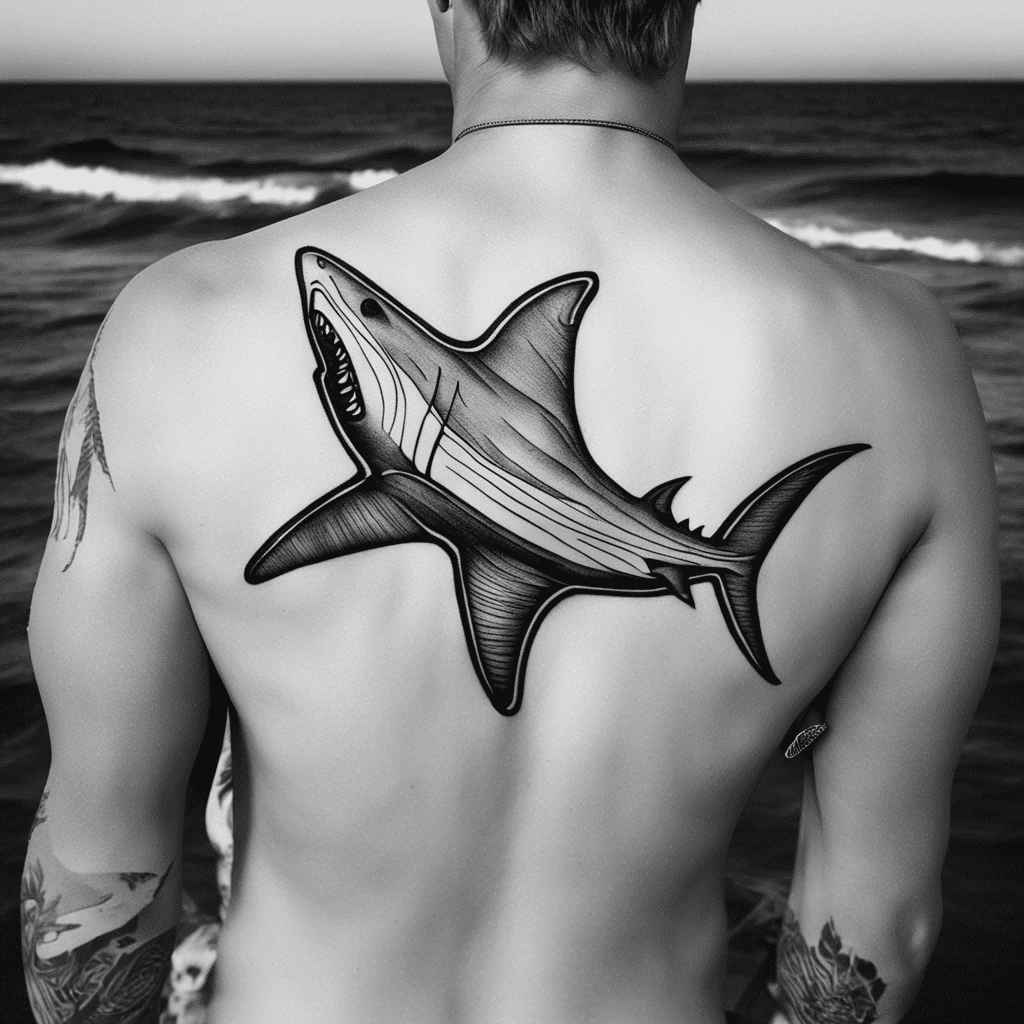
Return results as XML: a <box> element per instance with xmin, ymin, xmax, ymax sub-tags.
<box><xmin>452</xmin><ymin>118</ymin><xmax>676</xmax><ymax>152</ymax></box>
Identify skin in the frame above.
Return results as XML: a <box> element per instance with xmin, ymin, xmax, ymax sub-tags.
<box><xmin>26</xmin><ymin>2</ymin><xmax>999</xmax><ymax>1022</ymax></box>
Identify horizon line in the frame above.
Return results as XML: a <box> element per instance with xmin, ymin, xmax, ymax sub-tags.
<box><xmin>2</xmin><ymin>75</ymin><xmax>1022</xmax><ymax>85</ymax></box>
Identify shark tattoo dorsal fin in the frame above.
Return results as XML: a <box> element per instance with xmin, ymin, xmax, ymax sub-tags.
<box><xmin>475</xmin><ymin>274</ymin><xmax>596</xmax><ymax>426</ymax></box>
<box><xmin>642</xmin><ymin>477</ymin><xmax>691</xmax><ymax>524</ymax></box>
<box><xmin>245</xmin><ymin>247</ymin><xmax>870</xmax><ymax>714</ymax></box>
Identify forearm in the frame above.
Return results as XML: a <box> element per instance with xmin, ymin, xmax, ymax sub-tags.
<box><xmin>776</xmin><ymin>772</ymin><xmax>942</xmax><ymax>1023</ymax></box>
<box><xmin>21</xmin><ymin>792</ymin><xmax>179</xmax><ymax>1024</ymax></box>
<box><xmin>775</xmin><ymin>892</ymin><xmax>943</xmax><ymax>1024</ymax></box>
<box><xmin>778</xmin><ymin>837</ymin><xmax>941</xmax><ymax>1024</ymax></box>
<box><xmin>775</xmin><ymin>906</ymin><xmax>886</xmax><ymax>1024</ymax></box>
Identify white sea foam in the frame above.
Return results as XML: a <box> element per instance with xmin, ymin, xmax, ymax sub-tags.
<box><xmin>2</xmin><ymin>161</ymin><xmax>1017</xmax><ymax>267</ymax></box>
<box><xmin>0</xmin><ymin>160</ymin><xmax>398</xmax><ymax>206</ymax></box>
<box><xmin>347</xmin><ymin>168</ymin><xmax>399</xmax><ymax>191</ymax></box>
<box><xmin>767</xmin><ymin>218</ymin><xmax>1024</xmax><ymax>268</ymax></box>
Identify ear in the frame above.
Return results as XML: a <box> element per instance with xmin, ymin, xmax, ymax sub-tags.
<box><xmin>427</xmin><ymin>0</ymin><xmax>455</xmax><ymax>82</ymax></box>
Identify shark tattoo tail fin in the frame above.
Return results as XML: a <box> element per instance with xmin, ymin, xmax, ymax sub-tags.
<box><xmin>691</xmin><ymin>444</ymin><xmax>871</xmax><ymax>683</ymax></box>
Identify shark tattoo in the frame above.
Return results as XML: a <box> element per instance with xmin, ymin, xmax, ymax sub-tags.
<box><xmin>245</xmin><ymin>248</ymin><xmax>869</xmax><ymax>715</ymax></box>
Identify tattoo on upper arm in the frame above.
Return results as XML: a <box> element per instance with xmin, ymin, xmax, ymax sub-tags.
<box><xmin>52</xmin><ymin>334</ymin><xmax>114</xmax><ymax>571</ymax></box>
<box><xmin>30</xmin><ymin>788</ymin><xmax>49</xmax><ymax>837</ymax></box>
<box><xmin>206</xmin><ymin>721</ymin><xmax>235</xmax><ymax>921</ymax></box>
<box><xmin>245</xmin><ymin>248</ymin><xmax>869</xmax><ymax>714</ymax></box>
<box><xmin>776</xmin><ymin>906</ymin><xmax>886</xmax><ymax>1024</ymax></box>
<box><xmin>21</xmin><ymin>821</ymin><xmax>175</xmax><ymax>1024</ymax></box>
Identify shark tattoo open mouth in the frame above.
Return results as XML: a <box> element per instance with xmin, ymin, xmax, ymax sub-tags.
<box><xmin>245</xmin><ymin>248</ymin><xmax>869</xmax><ymax>715</ymax></box>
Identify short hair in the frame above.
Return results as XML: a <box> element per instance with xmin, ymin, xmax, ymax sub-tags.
<box><xmin>464</xmin><ymin>0</ymin><xmax>700</xmax><ymax>80</ymax></box>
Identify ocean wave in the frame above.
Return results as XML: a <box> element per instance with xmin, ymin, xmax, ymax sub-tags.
<box><xmin>765</xmin><ymin>170</ymin><xmax>1024</xmax><ymax>212</ymax></box>
<box><xmin>0</xmin><ymin>160</ymin><xmax>398</xmax><ymax>207</ymax></box>
<box><xmin>767</xmin><ymin>218</ymin><xmax>1024</xmax><ymax>267</ymax></box>
<box><xmin>345</xmin><ymin>168</ymin><xmax>399</xmax><ymax>191</ymax></box>
<box><xmin>196</xmin><ymin>144</ymin><xmax>447</xmax><ymax>178</ymax></box>
<box><xmin>27</xmin><ymin>136</ymin><xmax>168</xmax><ymax>170</ymax></box>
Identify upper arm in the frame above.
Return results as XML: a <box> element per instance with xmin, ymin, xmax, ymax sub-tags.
<box><xmin>29</xmin><ymin>277</ymin><xmax>210</xmax><ymax>869</ymax></box>
<box><xmin>798</xmin><ymin>504</ymin><xmax>999</xmax><ymax>909</ymax></box>
<box><xmin>783</xmin><ymin>277</ymin><xmax>1000</xmax><ymax>1014</ymax></box>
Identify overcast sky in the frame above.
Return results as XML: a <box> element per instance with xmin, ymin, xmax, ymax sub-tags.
<box><xmin>2</xmin><ymin>0</ymin><xmax>1021</xmax><ymax>81</ymax></box>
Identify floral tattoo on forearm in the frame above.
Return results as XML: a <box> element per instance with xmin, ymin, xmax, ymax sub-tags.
<box><xmin>776</xmin><ymin>906</ymin><xmax>887</xmax><ymax>1024</ymax></box>
<box><xmin>21</xmin><ymin>811</ymin><xmax>175</xmax><ymax>1024</ymax></box>
<box><xmin>51</xmin><ymin>330</ymin><xmax>114</xmax><ymax>571</ymax></box>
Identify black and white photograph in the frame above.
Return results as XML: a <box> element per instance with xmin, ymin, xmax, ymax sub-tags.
<box><xmin>1</xmin><ymin>2</ymin><xmax>1021</xmax><ymax>1022</ymax></box>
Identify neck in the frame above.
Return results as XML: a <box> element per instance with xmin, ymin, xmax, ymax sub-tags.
<box><xmin>449</xmin><ymin>59</ymin><xmax>688</xmax><ymax>147</ymax></box>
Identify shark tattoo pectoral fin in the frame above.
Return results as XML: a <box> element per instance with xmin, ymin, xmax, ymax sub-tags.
<box><xmin>247</xmin><ymin>467</ymin><xmax>564</xmax><ymax>715</ymax></box>
<box><xmin>245</xmin><ymin>475</ymin><xmax>429</xmax><ymax>583</ymax></box>
<box><xmin>457</xmin><ymin>545</ymin><xmax>563</xmax><ymax>714</ymax></box>
<box><xmin>245</xmin><ymin>246</ymin><xmax>870</xmax><ymax>715</ymax></box>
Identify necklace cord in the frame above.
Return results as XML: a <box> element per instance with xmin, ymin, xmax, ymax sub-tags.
<box><xmin>452</xmin><ymin>118</ymin><xmax>676</xmax><ymax>152</ymax></box>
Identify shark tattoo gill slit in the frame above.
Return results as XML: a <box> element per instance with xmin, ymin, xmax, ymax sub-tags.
<box><xmin>245</xmin><ymin>248</ymin><xmax>869</xmax><ymax>715</ymax></box>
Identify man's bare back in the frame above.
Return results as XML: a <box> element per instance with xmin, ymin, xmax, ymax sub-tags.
<box><xmin>23</xmin><ymin>4</ymin><xmax>999</xmax><ymax>1024</ymax></box>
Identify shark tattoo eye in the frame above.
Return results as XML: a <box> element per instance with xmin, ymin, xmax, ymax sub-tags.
<box><xmin>360</xmin><ymin>298</ymin><xmax>386</xmax><ymax>320</ymax></box>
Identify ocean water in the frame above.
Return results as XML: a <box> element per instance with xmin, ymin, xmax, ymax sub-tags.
<box><xmin>1</xmin><ymin>81</ymin><xmax>1021</xmax><ymax>1021</ymax></box>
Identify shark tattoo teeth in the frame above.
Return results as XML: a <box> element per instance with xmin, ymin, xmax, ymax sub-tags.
<box><xmin>312</xmin><ymin>309</ymin><xmax>365</xmax><ymax>420</ymax></box>
<box><xmin>245</xmin><ymin>247</ymin><xmax>869</xmax><ymax>715</ymax></box>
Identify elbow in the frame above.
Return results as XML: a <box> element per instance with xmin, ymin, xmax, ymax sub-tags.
<box><xmin>894</xmin><ymin>892</ymin><xmax>943</xmax><ymax>989</ymax></box>
<box><xmin>778</xmin><ymin>886</ymin><xmax>944</xmax><ymax>1022</ymax></box>
<box><xmin>869</xmin><ymin>889</ymin><xmax>944</xmax><ymax>1016</ymax></box>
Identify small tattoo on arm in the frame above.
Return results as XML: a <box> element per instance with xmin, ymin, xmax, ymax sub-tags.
<box><xmin>776</xmin><ymin>906</ymin><xmax>886</xmax><ymax>1024</ymax></box>
<box><xmin>784</xmin><ymin>722</ymin><xmax>828</xmax><ymax>759</ymax></box>
<box><xmin>30</xmin><ymin>789</ymin><xmax>49</xmax><ymax>837</ymax></box>
<box><xmin>52</xmin><ymin>336</ymin><xmax>114</xmax><ymax>571</ymax></box>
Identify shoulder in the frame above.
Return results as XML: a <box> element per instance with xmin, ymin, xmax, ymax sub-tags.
<box><xmin>93</xmin><ymin>185</ymin><xmax>405</xmax><ymax>371</ymax></box>
<box><xmin>92</xmin><ymin>226</ymin><xmax>307</xmax><ymax>399</ymax></box>
<box><xmin>819</xmin><ymin>254</ymin><xmax>990</xmax><ymax>472</ymax></box>
<box><xmin>83</xmin><ymin>235</ymin><xmax>292</xmax><ymax>510</ymax></box>
<box><xmin>822</xmin><ymin>251</ymin><xmax>992</xmax><ymax>504</ymax></box>
<box><xmin>734</xmin><ymin>218</ymin><xmax>949</xmax><ymax>354</ymax></box>
<box><xmin>784</xmin><ymin>248</ymin><xmax>997</xmax><ymax>549</ymax></box>
<box><xmin>97</xmin><ymin>235</ymin><xmax>274</xmax><ymax>356</ymax></box>
<box><xmin>741</xmin><ymin>230</ymin><xmax>981</xmax><ymax>441</ymax></box>
<box><xmin>662</xmin><ymin>181</ymin><xmax>961</xmax><ymax>389</ymax></box>
<box><xmin>683</xmin><ymin>204</ymin><xmax>994</xmax><ymax>528</ymax></box>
